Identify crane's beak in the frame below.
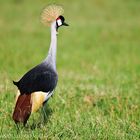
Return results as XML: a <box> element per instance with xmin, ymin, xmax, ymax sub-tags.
<box><xmin>63</xmin><ymin>22</ymin><xmax>69</xmax><ymax>26</ymax></box>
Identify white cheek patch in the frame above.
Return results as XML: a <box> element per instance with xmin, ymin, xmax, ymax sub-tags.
<box><xmin>57</xmin><ymin>19</ymin><xmax>62</xmax><ymax>26</ymax></box>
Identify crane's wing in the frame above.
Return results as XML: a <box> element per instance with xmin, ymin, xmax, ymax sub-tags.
<box><xmin>13</xmin><ymin>63</ymin><xmax>58</xmax><ymax>94</ymax></box>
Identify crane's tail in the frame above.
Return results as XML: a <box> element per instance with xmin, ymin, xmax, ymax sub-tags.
<box><xmin>13</xmin><ymin>81</ymin><xmax>19</xmax><ymax>87</ymax></box>
<box><xmin>12</xmin><ymin>94</ymin><xmax>32</xmax><ymax>125</ymax></box>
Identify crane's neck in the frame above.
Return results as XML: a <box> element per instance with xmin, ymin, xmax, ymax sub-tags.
<box><xmin>45</xmin><ymin>21</ymin><xmax>57</xmax><ymax>70</ymax></box>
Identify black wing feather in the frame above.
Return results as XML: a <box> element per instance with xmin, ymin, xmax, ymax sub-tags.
<box><xmin>14</xmin><ymin>63</ymin><xmax>58</xmax><ymax>94</ymax></box>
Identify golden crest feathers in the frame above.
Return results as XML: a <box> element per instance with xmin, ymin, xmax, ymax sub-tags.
<box><xmin>41</xmin><ymin>4</ymin><xmax>64</xmax><ymax>26</ymax></box>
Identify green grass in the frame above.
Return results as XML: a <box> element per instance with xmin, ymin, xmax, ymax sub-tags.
<box><xmin>0</xmin><ymin>0</ymin><xmax>140</xmax><ymax>139</ymax></box>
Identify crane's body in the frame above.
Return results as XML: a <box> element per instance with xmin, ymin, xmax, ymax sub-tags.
<box><xmin>12</xmin><ymin>5</ymin><xmax>68</xmax><ymax>125</ymax></box>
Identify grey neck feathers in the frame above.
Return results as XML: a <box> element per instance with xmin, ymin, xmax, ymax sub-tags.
<box><xmin>44</xmin><ymin>21</ymin><xmax>57</xmax><ymax>70</ymax></box>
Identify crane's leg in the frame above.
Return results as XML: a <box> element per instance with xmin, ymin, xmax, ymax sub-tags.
<box><xmin>42</xmin><ymin>92</ymin><xmax>54</xmax><ymax>122</ymax></box>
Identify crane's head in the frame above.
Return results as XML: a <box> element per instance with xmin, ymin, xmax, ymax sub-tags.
<box><xmin>41</xmin><ymin>4</ymin><xmax>69</xmax><ymax>30</ymax></box>
<box><xmin>56</xmin><ymin>15</ymin><xmax>69</xmax><ymax>30</ymax></box>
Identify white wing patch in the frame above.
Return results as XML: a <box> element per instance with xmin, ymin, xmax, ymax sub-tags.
<box><xmin>31</xmin><ymin>91</ymin><xmax>51</xmax><ymax>113</ymax></box>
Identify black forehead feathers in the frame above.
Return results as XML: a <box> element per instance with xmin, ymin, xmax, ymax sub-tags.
<box><xmin>58</xmin><ymin>15</ymin><xmax>65</xmax><ymax>22</ymax></box>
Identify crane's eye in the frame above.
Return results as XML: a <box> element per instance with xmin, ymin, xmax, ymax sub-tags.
<box><xmin>57</xmin><ymin>19</ymin><xmax>62</xmax><ymax>26</ymax></box>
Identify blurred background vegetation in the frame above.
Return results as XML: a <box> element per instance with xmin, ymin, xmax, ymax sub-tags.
<box><xmin>0</xmin><ymin>0</ymin><xmax>140</xmax><ymax>139</ymax></box>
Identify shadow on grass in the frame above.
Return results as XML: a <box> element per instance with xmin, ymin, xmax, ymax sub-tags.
<box><xmin>13</xmin><ymin>103</ymin><xmax>53</xmax><ymax>132</ymax></box>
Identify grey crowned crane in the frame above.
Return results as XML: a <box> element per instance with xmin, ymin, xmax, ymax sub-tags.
<box><xmin>12</xmin><ymin>4</ymin><xmax>69</xmax><ymax>125</ymax></box>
